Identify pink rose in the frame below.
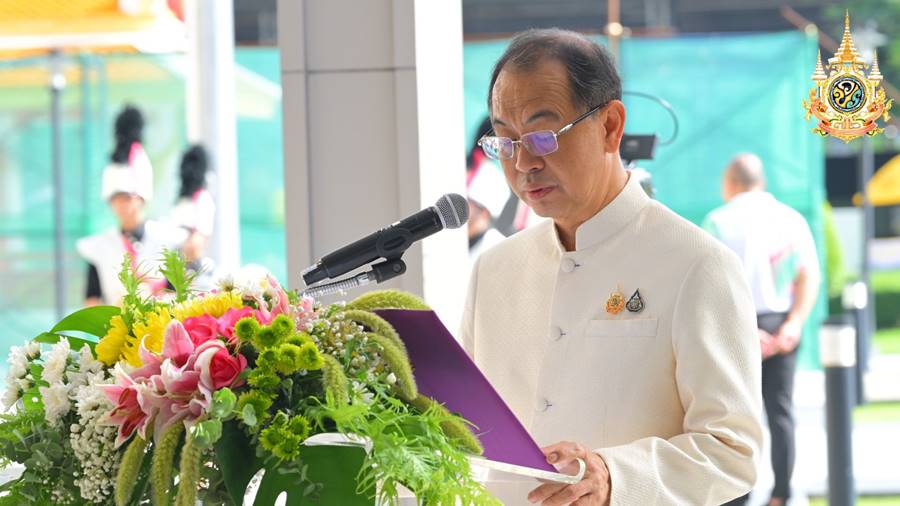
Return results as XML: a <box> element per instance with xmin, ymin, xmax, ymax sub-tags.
<box><xmin>182</xmin><ymin>315</ymin><xmax>220</xmax><ymax>347</ymax></box>
<box><xmin>218</xmin><ymin>307</ymin><xmax>256</xmax><ymax>343</ymax></box>
<box><xmin>195</xmin><ymin>343</ymin><xmax>247</xmax><ymax>390</ymax></box>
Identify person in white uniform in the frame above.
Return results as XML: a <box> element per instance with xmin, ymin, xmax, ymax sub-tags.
<box><xmin>467</xmin><ymin>155</ymin><xmax>511</xmax><ymax>265</ymax></box>
<box><xmin>461</xmin><ymin>29</ymin><xmax>763</xmax><ymax>505</ymax></box>
<box><xmin>77</xmin><ymin>106</ymin><xmax>187</xmax><ymax>306</ymax></box>
<box><xmin>703</xmin><ymin>153</ymin><xmax>821</xmax><ymax>506</ymax></box>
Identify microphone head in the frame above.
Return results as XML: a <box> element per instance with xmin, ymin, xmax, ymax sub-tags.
<box><xmin>434</xmin><ymin>193</ymin><xmax>469</xmax><ymax>229</ymax></box>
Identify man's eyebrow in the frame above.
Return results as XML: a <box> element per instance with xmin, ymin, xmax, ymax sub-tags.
<box><xmin>492</xmin><ymin>117</ymin><xmax>508</xmax><ymax>127</ymax></box>
<box><xmin>526</xmin><ymin>110</ymin><xmax>560</xmax><ymax>124</ymax></box>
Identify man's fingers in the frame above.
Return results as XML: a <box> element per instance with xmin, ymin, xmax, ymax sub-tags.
<box><xmin>542</xmin><ymin>441</ymin><xmax>585</xmax><ymax>466</ymax></box>
<box><xmin>541</xmin><ymin>479</ymin><xmax>594</xmax><ymax>506</ymax></box>
<box><xmin>528</xmin><ymin>482</ymin><xmax>566</xmax><ymax>504</ymax></box>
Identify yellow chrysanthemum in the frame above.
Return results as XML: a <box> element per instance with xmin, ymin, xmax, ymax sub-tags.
<box><xmin>97</xmin><ymin>315</ymin><xmax>138</xmax><ymax>366</ymax></box>
<box><xmin>132</xmin><ymin>307</ymin><xmax>172</xmax><ymax>354</ymax></box>
<box><xmin>172</xmin><ymin>291</ymin><xmax>243</xmax><ymax>321</ymax></box>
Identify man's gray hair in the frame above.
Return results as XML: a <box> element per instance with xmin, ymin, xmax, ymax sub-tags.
<box><xmin>726</xmin><ymin>153</ymin><xmax>766</xmax><ymax>190</ymax></box>
<box><xmin>487</xmin><ymin>28</ymin><xmax>622</xmax><ymax>113</ymax></box>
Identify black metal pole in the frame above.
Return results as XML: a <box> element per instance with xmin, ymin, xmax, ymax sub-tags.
<box><xmin>856</xmin><ymin>137</ymin><xmax>876</xmax><ymax>404</ymax></box>
<box><xmin>821</xmin><ymin>320</ymin><xmax>857</xmax><ymax>506</ymax></box>
<box><xmin>50</xmin><ymin>49</ymin><xmax>67</xmax><ymax>320</ymax></box>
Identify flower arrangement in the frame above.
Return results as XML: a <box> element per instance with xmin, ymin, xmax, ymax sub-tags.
<box><xmin>0</xmin><ymin>253</ymin><xmax>497</xmax><ymax>505</ymax></box>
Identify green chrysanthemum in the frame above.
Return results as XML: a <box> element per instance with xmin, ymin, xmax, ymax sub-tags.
<box><xmin>256</xmin><ymin>348</ymin><xmax>278</xmax><ymax>370</ymax></box>
<box><xmin>289</xmin><ymin>415</ymin><xmax>311</xmax><ymax>441</ymax></box>
<box><xmin>273</xmin><ymin>343</ymin><xmax>303</xmax><ymax>375</ymax></box>
<box><xmin>234</xmin><ymin>317</ymin><xmax>260</xmax><ymax>342</ymax></box>
<box><xmin>237</xmin><ymin>390</ymin><xmax>274</xmax><ymax>425</ymax></box>
<box><xmin>253</xmin><ymin>326</ymin><xmax>280</xmax><ymax>349</ymax></box>
<box><xmin>247</xmin><ymin>367</ymin><xmax>281</xmax><ymax>390</ymax></box>
<box><xmin>284</xmin><ymin>331</ymin><xmax>313</xmax><ymax>347</ymax></box>
<box><xmin>298</xmin><ymin>342</ymin><xmax>324</xmax><ymax>371</ymax></box>
<box><xmin>269</xmin><ymin>314</ymin><xmax>295</xmax><ymax>339</ymax></box>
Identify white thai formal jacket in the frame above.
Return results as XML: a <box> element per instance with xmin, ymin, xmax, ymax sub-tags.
<box><xmin>461</xmin><ymin>175</ymin><xmax>763</xmax><ymax>505</ymax></box>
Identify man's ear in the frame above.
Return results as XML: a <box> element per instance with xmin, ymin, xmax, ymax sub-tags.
<box><xmin>602</xmin><ymin>100</ymin><xmax>626</xmax><ymax>154</ymax></box>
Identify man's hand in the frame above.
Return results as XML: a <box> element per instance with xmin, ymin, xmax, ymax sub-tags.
<box><xmin>773</xmin><ymin>318</ymin><xmax>803</xmax><ymax>354</ymax></box>
<box><xmin>528</xmin><ymin>441</ymin><xmax>611</xmax><ymax>505</ymax></box>
<box><xmin>759</xmin><ymin>328</ymin><xmax>778</xmax><ymax>359</ymax></box>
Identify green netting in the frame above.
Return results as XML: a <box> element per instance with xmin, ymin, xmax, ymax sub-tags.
<box><xmin>464</xmin><ymin>32</ymin><xmax>827</xmax><ymax>369</ymax></box>
<box><xmin>0</xmin><ymin>49</ymin><xmax>285</xmax><ymax>359</ymax></box>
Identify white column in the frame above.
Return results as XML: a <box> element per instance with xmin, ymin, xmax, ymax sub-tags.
<box><xmin>277</xmin><ymin>0</ymin><xmax>468</xmax><ymax>330</ymax></box>
<box><xmin>186</xmin><ymin>0</ymin><xmax>241</xmax><ymax>273</ymax></box>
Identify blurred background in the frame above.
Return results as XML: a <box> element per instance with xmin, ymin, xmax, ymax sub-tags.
<box><xmin>0</xmin><ymin>1</ymin><xmax>898</xmax><ymax>504</ymax></box>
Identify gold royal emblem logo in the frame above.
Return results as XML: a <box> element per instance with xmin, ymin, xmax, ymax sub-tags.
<box><xmin>803</xmin><ymin>12</ymin><xmax>892</xmax><ymax>142</ymax></box>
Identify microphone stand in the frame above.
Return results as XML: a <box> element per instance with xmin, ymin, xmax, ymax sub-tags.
<box><xmin>299</xmin><ymin>257</ymin><xmax>407</xmax><ymax>299</ymax></box>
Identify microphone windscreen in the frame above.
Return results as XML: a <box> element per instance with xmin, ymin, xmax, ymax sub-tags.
<box><xmin>435</xmin><ymin>193</ymin><xmax>469</xmax><ymax>229</ymax></box>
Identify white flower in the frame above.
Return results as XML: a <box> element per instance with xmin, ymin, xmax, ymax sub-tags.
<box><xmin>23</xmin><ymin>341</ymin><xmax>41</xmax><ymax>359</ymax></box>
<box><xmin>217</xmin><ymin>273</ymin><xmax>235</xmax><ymax>291</ymax></box>
<box><xmin>386</xmin><ymin>373</ymin><xmax>397</xmax><ymax>385</ymax></box>
<box><xmin>2</xmin><ymin>383</ymin><xmax>20</xmax><ymax>409</ymax></box>
<box><xmin>42</xmin><ymin>340</ymin><xmax>70</xmax><ymax>386</ymax></box>
<box><xmin>38</xmin><ymin>383</ymin><xmax>72</xmax><ymax>424</ymax></box>
<box><xmin>6</xmin><ymin>346</ymin><xmax>28</xmax><ymax>379</ymax></box>
<box><xmin>77</xmin><ymin>345</ymin><xmax>102</xmax><ymax>374</ymax></box>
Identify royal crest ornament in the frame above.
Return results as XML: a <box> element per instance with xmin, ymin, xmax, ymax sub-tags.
<box><xmin>606</xmin><ymin>287</ymin><xmax>626</xmax><ymax>315</ymax></box>
<box><xmin>803</xmin><ymin>12</ymin><xmax>892</xmax><ymax>142</ymax></box>
<box><xmin>626</xmin><ymin>289</ymin><xmax>644</xmax><ymax>313</ymax></box>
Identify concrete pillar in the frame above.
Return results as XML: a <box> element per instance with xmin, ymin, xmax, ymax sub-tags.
<box><xmin>277</xmin><ymin>0</ymin><xmax>468</xmax><ymax>330</ymax></box>
<box><xmin>186</xmin><ymin>0</ymin><xmax>241</xmax><ymax>273</ymax></box>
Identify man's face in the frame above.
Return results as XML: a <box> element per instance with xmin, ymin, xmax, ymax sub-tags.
<box><xmin>490</xmin><ymin>59</ymin><xmax>622</xmax><ymax>224</ymax></box>
<box><xmin>108</xmin><ymin>193</ymin><xmax>143</xmax><ymax>225</ymax></box>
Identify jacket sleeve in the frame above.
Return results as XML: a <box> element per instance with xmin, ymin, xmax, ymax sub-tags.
<box><xmin>595</xmin><ymin>245</ymin><xmax>763</xmax><ymax>505</ymax></box>
<box><xmin>459</xmin><ymin>255</ymin><xmax>482</xmax><ymax>359</ymax></box>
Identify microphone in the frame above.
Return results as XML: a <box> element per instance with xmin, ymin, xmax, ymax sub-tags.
<box><xmin>301</xmin><ymin>193</ymin><xmax>469</xmax><ymax>286</ymax></box>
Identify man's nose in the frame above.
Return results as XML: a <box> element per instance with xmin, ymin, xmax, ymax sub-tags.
<box><xmin>514</xmin><ymin>144</ymin><xmax>543</xmax><ymax>174</ymax></box>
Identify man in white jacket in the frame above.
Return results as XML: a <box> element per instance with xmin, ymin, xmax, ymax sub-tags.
<box><xmin>461</xmin><ymin>29</ymin><xmax>763</xmax><ymax>505</ymax></box>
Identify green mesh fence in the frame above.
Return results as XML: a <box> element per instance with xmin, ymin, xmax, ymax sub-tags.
<box><xmin>0</xmin><ymin>49</ymin><xmax>285</xmax><ymax>366</ymax></box>
<box><xmin>464</xmin><ymin>31</ymin><xmax>827</xmax><ymax>369</ymax></box>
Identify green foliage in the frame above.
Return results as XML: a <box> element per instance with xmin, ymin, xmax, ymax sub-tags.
<box><xmin>410</xmin><ymin>394</ymin><xmax>484</xmax><ymax>455</ymax></box>
<box><xmin>174</xmin><ymin>433</ymin><xmax>203</xmax><ymax>506</ymax></box>
<box><xmin>49</xmin><ymin>305</ymin><xmax>120</xmax><ymax>340</ymax></box>
<box><xmin>321</xmin><ymin>355</ymin><xmax>349</xmax><ymax>407</ymax></box>
<box><xmin>367</xmin><ymin>333</ymin><xmax>417</xmax><ymax>402</ymax></box>
<box><xmin>310</xmin><ymin>387</ymin><xmax>499</xmax><ymax>506</ymax></box>
<box><xmin>345</xmin><ymin>289</ymin><xmax>430</xmax><ymax>311</ymax></box>
<box><xmin>158</xmin><ymin>249</ymin><xmax>197</xmax><ymax>303</ymax></box>
<box><xmin>150</xmin><ymin>423</ymin><xmax>183</xmax><ymax>506</ymax></box>
<box><xmin>340</xmin><ymin>309</ymin><xmax>407</xmax><ymax>355</ymax></box>
<box><xmin>116</xmin><ymin>436</ymin><xmax>148</xmax><ymax>506</ymax></box>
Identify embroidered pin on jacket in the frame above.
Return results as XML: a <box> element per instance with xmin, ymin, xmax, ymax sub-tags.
<box><xmin>606</xmin><ymin>288</ymin><xmax>626</xmax><ymax>315</ymax></box>
<box><xmin>626</xmin><ymin>289</ymin><xmax>644</xmax><ymax>313</ymax></box>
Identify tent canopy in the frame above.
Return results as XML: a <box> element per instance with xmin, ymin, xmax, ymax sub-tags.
<box><xmin>854</xmin><ymin>154</ymin><xmax>900</xmax><ymax>207</ymax></box>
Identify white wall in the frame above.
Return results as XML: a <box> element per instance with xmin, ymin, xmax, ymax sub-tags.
<box><xmin>277</xmin><ymin>0</ymin><xmax>469</xmax><ymax>332</ymax></box>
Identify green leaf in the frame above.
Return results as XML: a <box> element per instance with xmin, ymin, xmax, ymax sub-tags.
<box><xmin>242</xmin><ymin>404</ymin><xmax>258</xmax><ymax>427</ymax></box>
<box><xmin>159</xmin><ymin>249</ymin><xmax>197</xmax><ymax>303</ymax></box>
<box><xmin>32</xmin><ymin>332</ymin><xmax>97</xmax><ymax>355</ymax></box>
<box><xmin>191</xmin><ymin>419</ymin><xmax>223</xmax><ymax>449</ymax></box>
<box><xmin>48</xmin><ymin>305</ymin><xmax>119</xmax><ymax>338</ymax></box>
<box><xmin>211</xmin><ymin>388</ymin><xmax>237</xmax><ymax>419</ymax></box>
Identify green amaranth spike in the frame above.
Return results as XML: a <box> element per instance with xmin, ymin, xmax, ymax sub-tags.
<box><xmin>367</xmin><ymin>332</ymin><xmax>417</xmax><ymax>401</ymax></box>
<box><xmin>410</xmin><ymin>394</ymin><xmax>483</xmax><ymax>456</ymax></box>
<box><xmin>151</xmin><ymin>423</ymin><xmax>184</xmax><ymax>506</ymax></box>
<box><xmin>321</xmin><ymin>354</ymin><xmax>349</xmax><ymax>406</ymax></box>
<box><xmin>115</xmin><ymin>436</ymin><xmax>148</xmax><ymax>506</ymax></box>
<box><xmin>174</xmin><ymin>432</ymin><xmax>203</xmax><ymax>506</ymax></box>
<box><xmin>345</xmin><ymin>289</ymin><xmax>430</xmax><ymax>311</ymax></box>
<box><xmin>339</xmin><ymin>309</ymin><xmax>407</xmax><ymax>355</ymax></box>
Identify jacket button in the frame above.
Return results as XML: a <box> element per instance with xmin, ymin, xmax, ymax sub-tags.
<box><xmin>560</xmin><ymin>258</ymin><xmax>577</xmax><ymax>273</ymax></box>
<box><xmin>551</xmin><ymin>326</ymin><xmax>564</xmax><ymax>341</ymax></box>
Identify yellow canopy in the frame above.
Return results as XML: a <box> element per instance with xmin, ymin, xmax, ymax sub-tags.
<box><xmin>0</xmin><ymin>0</ymin><xmax>185</xmax><ymax>58</ymax></box>
<box><xmin>854</xmin><ymin>154</ymin><xmax>900</xmax><ymax>207</ymax></box>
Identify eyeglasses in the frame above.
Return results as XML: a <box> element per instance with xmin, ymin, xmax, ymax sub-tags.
<box><xmin>477</xmin><ymin>103</ymin><xmax>606</xmax><ymax>161</ymax></box>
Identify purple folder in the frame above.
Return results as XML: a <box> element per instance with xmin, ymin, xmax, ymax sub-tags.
<box><xmin>375</xmin><ymin>309</ymin><xmax>556</xmax><ymax>473</ymax></box>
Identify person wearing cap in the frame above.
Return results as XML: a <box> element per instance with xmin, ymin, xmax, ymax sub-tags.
<box><xmin>467</xmin><ymin>155</ymin><xmax>511</xmax><ymax>264</ymax></box>
<box><xmin>461</xmin><ymin>29</ymin><xmax>762</xmax><ymax>505</ymax></box>
<box><xmin>703</xmin><ymin>153</ymin><xmax>821</xmax><ymax>506</ymax></box>
<box><xmin>169</xmin><ymin>144</ymin><xmax>217</xmax><ymax>289</ymax></box>
<box><xmin>77</xmin><ymin>106</ymin><xmax>187</xmax><ymax>306</ymax></box>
